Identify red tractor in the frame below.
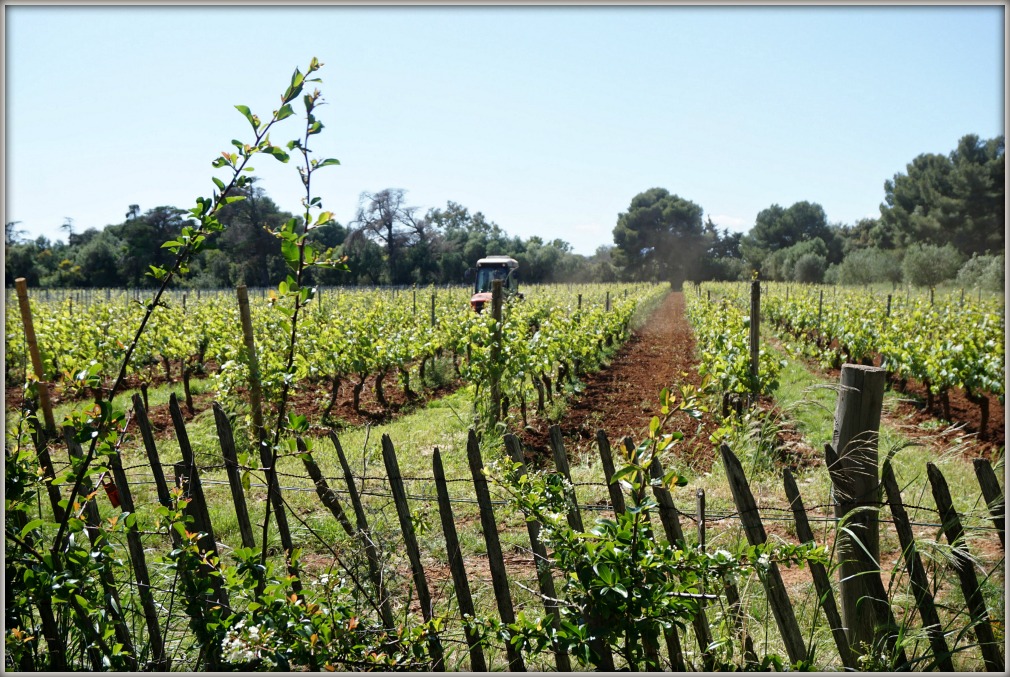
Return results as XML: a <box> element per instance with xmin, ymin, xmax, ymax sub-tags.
<box><xmin>470</xmin><ymin>256</ymin><xmax>520</xmax><ymax>312</ymax></box>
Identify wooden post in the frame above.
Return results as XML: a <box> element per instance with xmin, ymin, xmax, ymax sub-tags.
<box><xmin>14</xmin><ymin>278</ymin><xmax>56</xmax><ymax>433</ymax></box>
<box><xmin>504</xmin><ymin>434</ymin><xmax>571</xmax><ymax>671</ymax></box>
<box><xmin>577</xmin><ymin>293</ymin><xmax>582</xmax><ymax>311</ymax></box>
<box><xmin>973</xmin><ymin>458</ymin><xmax>1005</xmax><ymax>548</ymax></box>
<box><xmin>300</xmin><ymin>442</ymin><xmax>354</xmax><ymax>538</ymax></box>
<box><xmin>235</xmin><ymin>285</ymin><xmax>266</xmax><ymax>436</ymax></box>
<box><xmin>782</xmin><ymin>469</ymin><xmax>854</xmax><ymax>669</ymax></box>
<box><xmin>169</xmin><ymin>396</ymin><xmax>222</xmax><ymax>569</ymax></box>
<box><xmin>927</xmin><ymin>463</ymin><xmax>1003</xmax><ymax>672</ymax></box>
<box><xmin>830</xmin><ymin>364</ymin><xmax>886</xmax><ymax>656</ymax></box>
<box><xmin>330</xmin><ymin>431</ymin><xmax>395</xmax><ymax>629</ymax></box>
<box><xmin>63</xmin><ymin>427</ymin><xmax>138</xmax><ymax>668</ymax></box>
<box><xmin>720</xmin><ymin>443</ymin><xmax>807</xmax><ymax>665</ymax></box>
<box><xmin>929</xmin><ymin>286</ymin><xmax>934</xmax><ymax>306</ymax></box>
<box><xmin>132</xmin><ymin>394</ymin><xmax>175</xmax><ymax>520</ymax></box>
<box><xmin>107</xmin><ymin>448</ymin><xmax>168</xmax><ymax>670</ymax></box>
<box><xmin>596</xmin><ymin>430</ymin><xmax>627</xmax><ymax>515</ymax></box>
<box><xmin>431</xmin><ymin>291</ymin><xmax>436</xmax><ymax>326</ymax></box>
<box><xmin>213</xmin><ymin>402</ymin><xmax>256</xmax><ymax>549</ymax></box>
<box><xmin>880</xmin><ymin>463</ymin><xmax>954</xmax><ymax>671</ymax></box>
<box><xmin>432</xmin><ymin>448</ymin><xmax>487</xmax><ymax>671</ymax></box>
<box><xmin>817</xmin><ymin>288</ymin><xmax>823</xmax><ymax>336</ymax></box>
<box><xmin>605</xmin><ymin>290</ymin><xmax>610</xmax><ymax>312</ymax></box>
<box><xmin>381</xmin><ymin>435</ymin><xmax>445</xmax><ymax>669</ymax></box>
<box><xmin>490</xmin><ymin>280</ymin><xmax>503</xmax><ymax>426</ymax></box>
<box><xmin>650</xmin><ymin>452</ymin><xmax>714</xmax><ymax>668</ymax></box>
<box><xmin>886</xmin><ymin>294</ymin><xmax>891</xmax><ymax>317</ymax></box>
<box><xmin>465</xmin><ymin>429</ymin><xmax>525</xmax><ymax>671</ymax></box>
<box><xmin>749</xmin><ymin>280</ymin><xmax>760</xmax><ymax>394</ymax></box>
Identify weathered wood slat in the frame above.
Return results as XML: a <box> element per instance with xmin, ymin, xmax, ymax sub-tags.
<box><xmin>107</xmin><ymin>447</ymin><xmax>169</xmax><ymax>670</ymax></box>
<box><xmin>880</xmin><ymin>462</ymin><xmax>954</xmax><ymax>671</ymax></box>
<box><xmin>330</xmin><ymin>431</ymin><xmax>395</xmax><ymax>629</ymax></box>
<box><xmin>62</xmin><ymin>427</ymin><xmax>138</xmax><ymax>668</ymax></box>
<box><xmin>505</xmin><ymin>434</ymin><xmax>572</xmax><ymax>671</ymax></box>
<box><xmin>720</xmin><ymin>443</ymin><xmax>807</xmax><ymax>665</ymax></box>
<box><xmin>549</xmin><ymin>425</ymin><xmax>615</xmax><ymax>671</ymax></box>
<box><xmin>213</xmin><ymin>402</ymin><xmax>256</xmax><ymax>549</ymax></box>
<box><xmin>299</xmin><ymin>443</ymin><xmax>355</xmax><ymax>538</ymax></box>
<box><xmin>169</xmin><ymin>395</ymin><xmax>220</xmax><ymax>560</ymax></box>
<box><xmin>433</xmin><ymin>448</ymin><xmax>488</xmax><ymax>672</ymax></box>
<box><xmin>972</xmin><ymin>458</ymin><xmax>1005</xmax><ymax>549</ymax></box>
<box><xmin>466</xmin><ymin>429</ymin><xmax>526</xmax><ymax>671</ymax></box>
<box><xmin>380</xmin><ymin>434</ymin><xmax>445</xmax><ymax>670</ymax></box>
<box><xmin>596</xmin><ymin>429</ymin><xmax>626</xmax><ymax>515</ymax></box>
<box><xmin>927</xmin><ymin>463</ymin><xmax>1003</xmax><ymax>672</ymax></box>
<box><xmin>132</xmin><ymin>394</ymin><xmax>174</xmax><ymax>517</ymax></box>
<box><xmin>649</xmin><ymin>451</ymin><xmax>714</xmax><ymax>667</ymax></box>
<box><xmin>782</xmin><ymin>468</ymin><xmax>854</xmax><ymax>670</ymax></box>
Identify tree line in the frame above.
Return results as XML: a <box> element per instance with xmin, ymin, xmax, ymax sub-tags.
<box><xmin>610</xmin><ymin>133</ymin><xmax>1004</xmax><ymax>290</ymax></box>
<box><xmin>5</xmin><ymin>133</ymin><xmax>1003</xmax><ymax>290</ymax></box>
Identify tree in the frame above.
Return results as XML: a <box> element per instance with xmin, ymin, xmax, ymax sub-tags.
<box><xmin>108</xmin><ymin>206</ymin><xmax>195</xmax><ymax>287</ymax></box>
<box><xmin>740</xmin><ymin>201</ymin><xmax>839</xmax><ymax>271</ymax></box>
<box><xmin>612</xmin><ymin>188</ymin><xmax>706</xmax><ymax>286</ymax></box>
<box><xmin>879</xmin><ymin>134</ymin><xmax>1004</xmax><ymax>256</ymax></box>
<box><xmin>350</xmin><ymin>188</ymin><xmax>427</xmax><ymax>284</ymax></box>
<box><xmin>214</xmin><ymin>182</ymin><xmax>293</xmax><ymax>287</ymax></box>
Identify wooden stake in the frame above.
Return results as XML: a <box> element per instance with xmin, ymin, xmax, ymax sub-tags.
<box><xmin>880</xmin><ymin>462</ymin><xmax>954</xmax><ymax>671</ymax></box>
<box><xmin>973</xmin><ymin>458</ymin><xmax>1005</xmax><ymax>548</ymax></box>
<box><xmin>213</xmin><ymin>402</ymin><xmax>256</xmax><ymax>549</ymax></box>
<box><xmin>14</xmin><ymin>278</ymin><xmax>56</xmax><ymax>432</ymax></box>
<box><xmin>432</xmin><ymin>448</ymin><xmax>487</xmax><ymax>671</ymax></box>
<box><xmin>380</xmin><ymin>435</ymin><xmax>444</xmax><ymax>669</ymax></box>
<box><xmin>465</xmin><ymin>429</ymin><xmax>525</xmax><ymax>671</ymax></box>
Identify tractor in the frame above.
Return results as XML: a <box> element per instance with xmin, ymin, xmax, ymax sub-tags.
<box><xmin>469</xmin><ymin>255</ymin><xmax>521</xmax><ymax>312</ymax></box>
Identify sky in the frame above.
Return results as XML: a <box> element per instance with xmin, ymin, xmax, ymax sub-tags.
<box><xmin>4</xmin><ymin>4</ymin><xmax>1005</xmax><ymax>256</ymax></box>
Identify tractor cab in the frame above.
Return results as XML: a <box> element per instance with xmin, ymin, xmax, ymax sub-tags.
<box><xmin>470</xmin><ymin>256</ymin><xmax>520</xmax><ymax>312</ymax></box>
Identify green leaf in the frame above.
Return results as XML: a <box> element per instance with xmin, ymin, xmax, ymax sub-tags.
<box><xmin>267</xmin><ymin>145</ymin><xmax>290</xmax><ymax>163</ymax></box>
<box><xmin>235</xmin><ymin>104</ymin><xmax>258</xmax><ymax>131</ymax></box>
<box><xmin>275</xmin><ymin>103</ymin><xmax>295</xmax><ymax>121</ymax></box>
<box><xmin>317</xmin><ymin>158</ymin><xmax>340</xmax><ymax>168</ymax></box>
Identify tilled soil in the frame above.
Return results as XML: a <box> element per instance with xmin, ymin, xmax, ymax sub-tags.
<box><xmin>520</xmin><ymin>291</ymin><xmax>721</xmax><ymax>472</ymax></box>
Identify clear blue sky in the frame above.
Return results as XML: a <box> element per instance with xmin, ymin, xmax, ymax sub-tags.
<box><xmin>5</xmin><ymin>4</ymin><xmax>1005</xmax><ymax>256</ymax></box>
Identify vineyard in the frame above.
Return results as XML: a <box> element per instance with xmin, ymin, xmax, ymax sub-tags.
<box><xmin>4</xmin><ymin>58</ymin><xmax>1005</xmax><ymax>673</ymax></box>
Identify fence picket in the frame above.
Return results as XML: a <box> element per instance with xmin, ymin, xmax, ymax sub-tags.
<box><xmin>330</xmin><ymin>430</ymin><xmax>395</xmax><ymax>630</ymax></box>
<box><xmin>880</xmin><ymin>462</ymin><xmax>954</xmax><ymax>671</ymax></box>
<box><xmin>466</xmin><ymin>429</ymin><xmax>526</xmax><ymax>671</ymax></box>
<box><xmin>299</xmin><ymin>442</ymin><xmax>355</xmax><ymax>538</ymax></box>
<box><xmin>213</xmin><ymin>402</ymin><xmax>256</xmax><ymax>549</ymax></box>
<box><xmin>720</xmin><ymin>443</ymin><xmax>807</xmax><ymax>665</ymax></box>
<box><xmin>782</xmin><ymin>468</ymin><xmax>853</xmax><ymax>669</ymax></box>
<box><xmin>972</xmin><ymin>458</ymin><xmax>1005</xmax><ymax>548</ymax></box>
<box><xmin>380</xmin><ymin>434</ymin><xmax>445</xmax><ymax>670</ymax></box>
<box><xmin>927</xmin><ymin>463</ymin><xmax>1003</xmax><ymax>672</ymax></box>
<box><xmin>596</xmin><ymin>429</ymin><xmax>626</xmax><ymax>515</ymax></box>
<box><xmin>549</xmin><ymin>425</ymin><xmax>615</xmax><ymax>670</ymax></box>
<box><xmin>504</xmin><ymin>434</ymin><xmax>571</xmax><ymax>671</ymax></box>
<box><xmin>432</xmin><ymin>448</ymin><xmax>487</xmax><ymax>671</ymax></box>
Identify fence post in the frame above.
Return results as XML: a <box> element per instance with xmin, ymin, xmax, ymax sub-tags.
<box><xmin>465</xmin><ymin>429</ymin><xmax>526</xmax><ymax>671</ymax></box>
<box><xmin>886</xmin><ymin>294</ymin><xmax>891</xmax><ymax>317</ymax></box>
<box><xmin>973</xmin><ymin>458</ymin><xmax>1005</xmax><ymax>548</ymax></box>
<box><xmin>596</xmin><ymin>430</ymin><xmax>627</xmax><ymax>515</ymax></box>
<box><xmin>236</xmin><ymin>285</ymin><xmax>266</xmax><ymax>436</ymax></box>
<box><xmin>830</xmin><ymin>364</ymin><xmax>886</xmax><ymax>656</ymax></box>
<box><xmin>749</xmin><ymin>280</ymin><xmax>760</xmax><ymax>395</ymax></box>
<box><xmin>720</xmin><ymin>443</ymin><xmax>807</xmax><ymax>665</ymax></box>
<box><xmin>782</xmin><ymin>469</ymin><xmax>854</xmax><ymax>669</ymax></box>
<box><xmin>548</xmin><ymin>426</ymin><xmax>615</xmax><ymax>670</ymax></box>
<box><xmin>213</xmin><ymin>402</ymin><xmax>256</xmax><ymax>549</ymax></box>
<box><xmin>927</xmin><ymin>463</ymin><xmax>1004</xmax><ymax>672</ymax></box>
<box><xmin>431</xmin><ymin>291</ymin><xmax>436</xmax><ymax>326</ymax></box>
<box><xmin>880</xmin><ymin>462</ymin><xmax>954</xmax><ymax>671</ymax></box>
<box><xmin>329</xmin><ymin>431</ymin><xmax>395</xmax><ymax>629</ymax></box>
<box><xmin>432</xmin><ymin>448</ymin><xmax>487</xmax><ymax>671</ymax></box>
<box><xmin>380</xmin><ymin>435</ymin><xmax>445</xmax><ymax>669</ymax></box>
<box><xmin>14</xmin><ymin>278</ymin><xmax>56</xmax><ymax>434</ymax></box>
<box><xmin>505</xmin><ymin>434</ymin><xmax>572</xmax><ymax>671</ymax></box>
<box><xmin>299</xmin><ymin>441</ymin><xmax>355</xmax><ymax>538</ymax></box>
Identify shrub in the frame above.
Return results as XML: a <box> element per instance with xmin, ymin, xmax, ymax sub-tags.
<box><xmin>792</xmin><ymin>252</ymin><xmax>827</xmax><ymax>283</ymax></box>
<box><xmin>956</xmin><ymin>253</ymin><xmax>1004</xmax><ymax>291</ymax></box>
<box><xmin>901</xmin><ymin>243</ymin><xmax>963</xmax><ymax>287</ymax></box>
<box><xmin>835</xmin><ymin>247</ymin><xmax>902</xmax><ymax>285</ymax></box>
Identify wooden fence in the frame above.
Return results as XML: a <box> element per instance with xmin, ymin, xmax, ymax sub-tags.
<box><xmin>16</xmin><ymin>384</ymin><xmax>1005</xmax><ymax>671</ymax></box>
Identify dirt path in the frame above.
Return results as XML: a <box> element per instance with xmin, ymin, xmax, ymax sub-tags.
<box><xmin>521</xmin><ymin>291</ymin><xmax>720</xmax><ymax>471</ymax></box>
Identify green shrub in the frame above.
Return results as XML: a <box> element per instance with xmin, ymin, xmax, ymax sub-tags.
<box><xmin>835</xmin><ymin>247</ymin><xmax>902</xmax><ymax>285</ymax></box>
<box><xmin>792</xmin><ymin>252</ymin><xmax>827</xmax><ymax>283</ymax></box>
<box><xmin>956</xmin><ymin>253</ymin><xmax>1004</xmax><ymax>291</ymax></box>
<box><xmin>901</xmin><ymin>243</ymin><xmax>963</xmax><ymax>287</ymax></box>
